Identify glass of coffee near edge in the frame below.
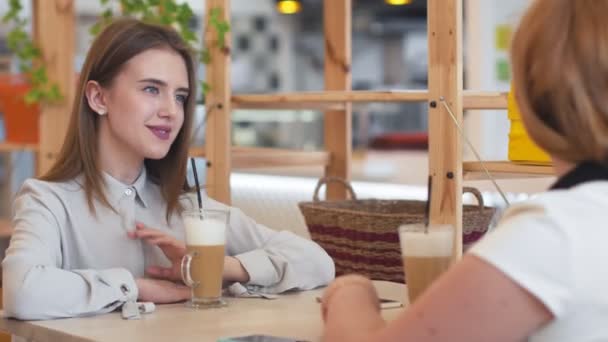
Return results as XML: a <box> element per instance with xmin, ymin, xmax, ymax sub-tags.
<box><xmin>181</xmin><ymin>208</ymin><xmax>229</xmax><ymax>309</ymax></box>
<box><xmin>399</xmin><ymin>223</ymin><xmax>454</xmax><ymax>303</ymax></box>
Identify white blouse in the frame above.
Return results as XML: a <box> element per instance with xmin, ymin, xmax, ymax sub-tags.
<box><xmin>2</xmin><ymin>168</ymin><xmax>335</xmax><ymax>320</ymax></box>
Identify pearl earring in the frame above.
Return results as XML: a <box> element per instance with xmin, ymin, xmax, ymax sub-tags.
<box><xmin>98</xmin><ymin>110</ymin><xmax>106</xmax><ymax>116</ymax></box>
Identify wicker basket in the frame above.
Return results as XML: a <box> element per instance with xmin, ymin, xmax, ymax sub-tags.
<box><xmin>299</xmin><ymin>177</ymin><xmax>495</xmax><ymax>283</ymax></box>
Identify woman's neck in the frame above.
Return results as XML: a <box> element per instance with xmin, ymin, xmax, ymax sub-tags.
<box><xmin>552</xmin><ymin>157</ymin><xmax>576</xmax><ymax>178</ymax></box>
<box><xmin>98</xmin><ymin>122</ymin><xmax>143</xmax><ymax>184</ymax></box>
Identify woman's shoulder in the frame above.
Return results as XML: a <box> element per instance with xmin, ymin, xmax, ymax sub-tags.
<box><xmin>488</xmin><ymin>181</ymin><xmax>608</xmax><ymax>247</ymax></box>
<box><xmin>511</xmin><ymin>180</ymin><xmax>608</xmax><ymax>220</ymax></box>
<box><xmin>17</xmin><ymin>177</ymin><xmax>83</xmax><ymax>201</ymax></box>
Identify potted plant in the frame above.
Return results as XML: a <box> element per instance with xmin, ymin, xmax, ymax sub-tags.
<box><xmin>0</xmin><ymin>0</ymin><xmax>61</xmax><ymax>144</ymax></box>
<box><xmin>0</xmin><ymin>0</ymin><xmax>229</xmax><ymax>144</ymax></box>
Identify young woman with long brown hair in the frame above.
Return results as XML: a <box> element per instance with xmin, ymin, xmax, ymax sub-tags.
<box><xmin>2</xmin><ymin>18</ymin><xmax>334</xmax><ymax>320</ymax></box>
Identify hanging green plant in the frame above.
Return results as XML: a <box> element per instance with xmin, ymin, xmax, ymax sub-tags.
<box><xmin>2</xmin><ymin>0</ymin><xmax>62</xmax><ymax>104</ymax></box>
<box><xmin>2</xmin><ymin>0</ymin><xmax>230</xmax><ymax>104</ymax></box>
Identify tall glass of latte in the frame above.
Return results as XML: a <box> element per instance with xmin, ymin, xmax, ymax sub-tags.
<box><xmin>399</xmin><ymin>223</ymin><xmax>454</xmax><ymax>303</ymax></box>
<box><xmin>181</xmin><ymin>208</ymin><xmax>229</xmax><ymax>309</ymax></box>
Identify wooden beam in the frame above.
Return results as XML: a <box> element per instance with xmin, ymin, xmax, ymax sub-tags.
<box><xmin>0</xmin><ymin>143</ymin><xmax>39</xmax><ymax>152</ymax></box>
<box><xmin>463</xmin><ymin>91</ymin><xmax>508</xmax><ymax>109</ymax></box>
<box><xmin>204</xmin><ymin>0</ymin><xmax>232</xmax><ymax>204</ymax></box>
<box><xmin>463</xmin><ymin>161</ymin><xmax>553</xmax><ymax>179</ymax></box>
<box><xmin>428</xmin><ymin>0</ymin><xmax>463</xmax><ymax>260</ymax></box>
<box><xmin>233</xmin><ymin>101</ymin><xmax>345</xmax><ymax>111</ymax></box>
<box><xmin>232</xmin><ymin>90</ymin><xmax>429</xmax><ymax>110</ymax></box>
<box><xmin>189</xmin><ymin>146</ymin><xmax>330</xmax><ymax>169</ymax></box>
<box><xmin>231</xmin><ymin>90</ymin><xmax>506</xmax><ymax>110</ymax></box>
<box><xmin>323</xmin><ymin>0</ymin><xmax>352</xmax><ymax>200</ymax></box>
<box><xmin>33</xmin><ymin>0</ymin><xmax>75</xmax><ymax>176</ymax></box>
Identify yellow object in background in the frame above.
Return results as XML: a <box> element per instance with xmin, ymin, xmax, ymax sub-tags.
<box><xmin>507</xmin><ymin>88</ymin><xmax>551</xmax><ymax>164</ymax></box>
<box><xmin>494</xmin><ymin>24</ymin><xmax>512</xmax><ymax>51</ymax></box>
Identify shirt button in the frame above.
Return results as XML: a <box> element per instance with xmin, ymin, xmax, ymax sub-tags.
<box><xmin>124</xmin><ymin>188</ymin><xmax>133</xmax><ymax>196</ymax></box>
<box><xmin>120</xmin><ymin>284</ymin><xmax>130</xmax><ymax>295</ymax></box>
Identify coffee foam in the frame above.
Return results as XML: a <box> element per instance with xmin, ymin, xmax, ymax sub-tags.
<box><xmin>183</xmin><ymin>217</ymin><xmax>226</xmax><ymax>245</ymax></box>
<box><xmin>400</xmin><ymin>228</ymin><xmax>453</xmax><ymax>257</ymax></box>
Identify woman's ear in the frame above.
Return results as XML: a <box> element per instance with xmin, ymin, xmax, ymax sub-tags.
<box><xmin>84</xmin><ymin>80</ymin><xmax>108</xmax><ymax>116</ymax></box>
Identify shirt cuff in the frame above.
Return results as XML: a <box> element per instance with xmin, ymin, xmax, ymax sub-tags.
<box><xmin>234</xmin><ymin>249</ymin><xmax>278</xmax><ymax>287</ymax></box>
<box><xmin>96</xmin><ymin>268</ymin><xmax>139</xmax><ymax>303</ymax></box>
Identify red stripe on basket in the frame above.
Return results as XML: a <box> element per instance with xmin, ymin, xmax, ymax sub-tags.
<box><xmin>310</xmin><ymin>224</ymin><xmax>488</xmax><ymax>245</ymax></box>
<box><xmin>463</xmin><ymin>230</ymin><xmax>486</xmax><ymax>244</ymax></box>
<box><xmin>308</xmin><ymin>224</ymin><xmax>400</xmax><ymax>243</ymax></box>
<box><xmin>324</xmin><ymin>248</ymin><xmax>403</xmax><ymax>268</ymax></box>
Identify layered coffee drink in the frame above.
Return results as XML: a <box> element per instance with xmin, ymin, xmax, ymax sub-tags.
<box><xmin>399</xmin><ymin>224</ymin><xmax>454</xmax><ymax>303</ymax></box>
<box><xmin>182</xmin><ymin>208</ymin><xmax>229</xmax><ymax>308</ymax></box>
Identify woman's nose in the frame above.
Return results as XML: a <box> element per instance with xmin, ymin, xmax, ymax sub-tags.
<box><xmin>159</xmin><ymin>95</ymin><xmax>179</xmax><ymax>118</ymax></box>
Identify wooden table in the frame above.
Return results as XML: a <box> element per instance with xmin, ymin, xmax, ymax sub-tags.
<box><xmin>0</xmin><ymin>281</ymin><xmax>407</xmax><ymax>342</ymax></box>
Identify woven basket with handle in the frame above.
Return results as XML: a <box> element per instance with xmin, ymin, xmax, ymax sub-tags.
<box><xmin>298</xmin><ymin>177</ymin><xmax>495</xmax><ymax>283</ymax></box>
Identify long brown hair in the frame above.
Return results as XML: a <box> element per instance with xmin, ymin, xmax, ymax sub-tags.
<box><xmin>41</xmin><ymin>18</ymin><xmax>196</xmax><ymax>219</ymax></box>
<box><xmin>511</xmin><ymin>0</ymin><xmax>608</xmax><ymax>164</ymax></box>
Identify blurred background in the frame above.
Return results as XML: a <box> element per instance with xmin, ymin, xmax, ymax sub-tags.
<box><xmin>0</xmin><ymin>0</ymin><xmax>552</xmax><ymax>219</ymax></box>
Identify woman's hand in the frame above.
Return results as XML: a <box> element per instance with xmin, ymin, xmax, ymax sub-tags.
<box><xmin>321</xmin><ymin>275</ymin><xmax>380</xmax><ymax>322</ymax></box>
<box><xmin>128</xmin><ymin>223</ymin><xmax>186</xmax><ymax>282</ymax></box>
<box><xmin>135</xmin><ymin>278</ymin><xmax>190</xmax><ymax>303</ymax></box>
<box><xmin>223</xmin><ymin>256</ymin><xmax>250</xmax><ymax>283</ymax></box>
<box><xmin>130</xmin><ymin>223</ymin><xmax>251</xmax><ymax>284</ymax></box>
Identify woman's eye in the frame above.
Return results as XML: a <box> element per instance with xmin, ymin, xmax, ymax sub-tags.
<box><xmin>143</xmin><ymin>86</ymin><xmax>159</xmax><ymax>94</ymax></box>
<box><xmin>176</xmin><ymin>94</ymin><xmax>188</xmax><ymax>104</ymax></box>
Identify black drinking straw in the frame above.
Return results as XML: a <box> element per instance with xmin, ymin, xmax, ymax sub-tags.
<box><xmin>424</xmin><ymin>175</ymin><xmax>432</xmax><ymax>233</ymax></box>
<box><xmin>190</xmin><ymin>158</ymin><xmax>204</xmax><ymax>218</ymax></box>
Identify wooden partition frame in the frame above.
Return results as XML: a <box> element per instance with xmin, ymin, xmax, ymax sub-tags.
<box><xmin>427</xmin><ymin>0</ymin><xmax>463</xmax><ymax>259</ymax></box>
<box><xmin>34</xmin><ymin>0</ymin><xmax>75</xmax><ymax>175</ymax></box>
<box><xmin>323</xmin><ymin>0</ymin><xmax>352</xmax><ymax>200</ymax></box>
<box><xmin>203</xmin><ymin>0</ymin><xmax>232</xmax><ymax>203</ymax></box>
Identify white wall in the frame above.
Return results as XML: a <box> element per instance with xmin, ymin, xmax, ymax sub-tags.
<box><xmin>464</xmin><ymin>0</ymin><xmax>531</xmax><ymax>161</ymax></box>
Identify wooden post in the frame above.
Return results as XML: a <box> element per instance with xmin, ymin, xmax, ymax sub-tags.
<box><xmin>33</xmin><ymin>0</ymin><xmax>75</xmax><ymax>176</ymax></box>
<box><xmin>427</xmin><ymin>0</ymin><xmax>463</xmax><ymax>260</ymax></box>
<box><xmin>323</xmin><ymin>0</ymin><xmax>352</xmax><ymax>200</ymax></box>
<box><xmin>204</xmin><ymin>0</ymin><xmax>232</xmax><ymax>204</ymax></box>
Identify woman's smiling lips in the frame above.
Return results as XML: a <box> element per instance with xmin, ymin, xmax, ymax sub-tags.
<box><xmin>146</xmin><ymin>125</ymin><xmax>172</xmax><ymax>140</ymax></box>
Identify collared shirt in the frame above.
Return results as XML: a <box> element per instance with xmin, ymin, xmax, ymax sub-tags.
<box><xmin>2</xmin><ymin>169</ymin><xmax>335</xmax><ymax>320</ymax></box>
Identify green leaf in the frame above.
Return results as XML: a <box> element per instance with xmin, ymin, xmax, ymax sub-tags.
<box><xmin>31</xmin><ymin>67</ymin><xmax>48</xmax><ymax>84</ymax></box>
<box><xmin>24</xmin><ymin>89</ymin><xmax>42</xmax><ymax>104</ymax></box>
<box><xmin>159</xmin><ymin>14</ymin><xmax>172</xmax><ymax>25</ymax></box>
<box><xmin>120</xmin><ymin>0</ymin><xmax>135</xmax><ymax>13</ymax></box>
<box><xmin>181</xmin><ymin>30</ymin><xmax>197</xmax><ymax>44</ymax></box>
<box><xmin>201</xmin><ymin>50</ymin><xmax>211</xmax><ymax>64</ymax></box>
<box><xmin>102</xmin><ymin>8</ymin><xmax>113</xmax><ymax>19</ymax></box>
<box><xmin>48</xmin><ymin>85</ymin><xmax>63</xmax><ymax>101</ymax></box>
<box><xmin>90</xmin><ymin>22</ymin><xmax>102</xmax><ymax>35</ymax></box>
<box><xmin>163</xmin><ymin>0</ymin><xmax>177</xmax><ymax>12</ymax></box>
<box><xmin>201</xmin><ymin>81</ymin><xmax>211</xmax><ymax>96</ymax></box>
<box><xmin>218</xmin><ymin>22</ymin><xmax>230</xmax><ymax>32</ymax></box>
<box><xmin>177</xmin><ymin>3</ymin><xmax>194</xmax><ymax>21</ymax></box>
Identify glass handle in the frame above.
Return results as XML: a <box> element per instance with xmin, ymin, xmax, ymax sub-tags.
<box><xmin>181</xmin><ymin>253</ymin><xmax>194</xmax><ymax>287</ymax></box>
